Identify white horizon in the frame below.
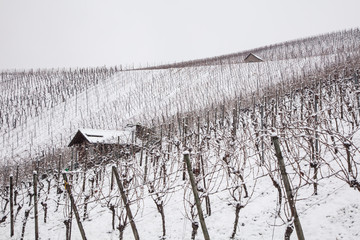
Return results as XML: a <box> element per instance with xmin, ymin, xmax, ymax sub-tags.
<box><xmin>0</xmin><ymin>0</ymin><xmax>359</xmax><ymax>70</ymax></box>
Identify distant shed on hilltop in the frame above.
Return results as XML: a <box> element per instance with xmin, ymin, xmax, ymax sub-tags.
<box><xmin>68</xmin><ymin>128</ymin><xmax>139</xmax><ymax>164</ymax></box>
<box><xmin>244</xmin><ymin>53</ymin><xmax>263</xmax><ymax>63</ymax></box>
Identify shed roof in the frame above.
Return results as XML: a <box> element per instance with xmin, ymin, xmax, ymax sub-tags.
<box><xmin>244</xmin><ymin>53</ymin><xmax>263</xmax><ymax>62</ymax></box>
<box><xmin>68</xmin><ymin>128</ymin><xmax>135</xmax><ymax>147</ymax></box>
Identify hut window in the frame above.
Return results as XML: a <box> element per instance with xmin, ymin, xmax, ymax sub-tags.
<box><xmin>85</xmin><ymin>134</ymin><xmax>103</xmax><ymax>138</ymax></box>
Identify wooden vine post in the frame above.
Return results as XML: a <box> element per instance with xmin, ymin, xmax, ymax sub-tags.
<box><xmin>272</xmin><ymin>136</ymin><xmax>305</xmax><ymax>240</ymax></box>
<box><xmin>10</xmin><ymin>175</ymin><xmax>14</xmax><ymax>237</ymax></box>
<box><xmin>314</xmin><ymin>94</ymin><xmax>319</xmax><ymax>195</ymax></box>
<box><xmin>354</xmin><ymin>72</ymin><xmax>360</xmax><ymax>117</ymax></box>
<box><xmin>260</xmin><ymin>104</ymin><xmax>265</xmax><ymax>164</ymax></box>
<box><xmin>112</xmin><ymin>166</ymin><xmax>140</xmax><ymax>240</ymax></box>
<box><xmin>33</xmin><ymin>171</ymin><xmax>39</xmax><ymax>240</ymax></box>
<box><xmin>68</xmin><ymin>149</ymin><xmax>75</xmax><ymax>240</ymax></box>
<box><xmin>184</xmin><ymin>152</ymin><xmax>210</xmax><ymax>240</ymax></box>
<box><xmin>15</xmin><ymin>165</ymin><xmax>19</xmax><ymax>186</ymax></box>
<box><xmin>62</xmin><ymin>173</ymin><xmax>87</xmax><ymax>240</ymax></box>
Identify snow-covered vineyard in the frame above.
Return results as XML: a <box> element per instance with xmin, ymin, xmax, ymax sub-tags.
<box><xmin>1</xmin><ymin>29</ymin><xmax>360</xmax><ymax>239</ymax></box>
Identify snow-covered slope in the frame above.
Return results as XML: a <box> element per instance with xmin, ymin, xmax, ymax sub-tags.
<box><xmin>1</xmin><ymin>29</ymin><xmax>360</xmax><ymax>240</ymax></box>
<box><xmin>0</xmin><ymin>53</ymin><xmax>347</xmax><ymax>163</ymax></box>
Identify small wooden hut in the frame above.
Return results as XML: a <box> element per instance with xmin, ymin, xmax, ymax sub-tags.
<box><xmin>68</xmin><ymin>128</ymin><xmax>140</xmax><ymax>165</ymax></box>
<box><xmin>244</xmin><ymin>53</ymin><xmax>263</xmax><ymax>63</ymax></box>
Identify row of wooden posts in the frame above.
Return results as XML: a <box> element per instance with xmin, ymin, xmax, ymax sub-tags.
<box><xmin>7</xmin><ymin>136</ymin><xmax>304</xmax><ymax>240</ymax></box>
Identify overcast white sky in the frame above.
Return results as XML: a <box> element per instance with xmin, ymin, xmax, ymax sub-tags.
<box><xmin>0</xmin><ymin>0</ymin><xmax>359</xmax><ymax>70</ymax></box>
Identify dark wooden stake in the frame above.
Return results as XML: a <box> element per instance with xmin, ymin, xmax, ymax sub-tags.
<box><xmin>63</xmin><ymin>173</ymin><xmax>87</xmax><ymax>240</ymax></box>
<box><xmin>272</xmin><ymin>136</ymin><xmax>304</xmax><ymax>240</ymax></box>
<box><xmin>33</xmin><ymin>172</ymin><xmax>39</xmax><ymax>240</ymax></box>
<box><xmin>314</xmin><ymin>94</ymin><xmax>319</xmax><ymax>195</ymax></box>
<box><xmin>344</xmin><ymin>142</ymin><xmax>352</xmax><ymax>175</ymax></box>
<box><xmin>15</xmin><ymin>165</ymin><xmax>19</xmax><ymax>186</ymax></box>
<box><xmin>260</xmin><ymin>104</ymin><xmax>265</xmax><ymax>164</ymax></box>
<box><xmin>184</xmin><ymin>153</ymin><xmax>210</xmax><ymax>240</ymax></box>
<box><xmin>144</xmin><ymin>151</ymin><xmax>148</xmax><ymax>184</ymax></box>
<box><xmin>10</xmin><ymin>175</ymin><xmax>14</xmax><ymax>237</ymax></box>
<box><xmin>354</xmin><ymin>73</ymin><xmax>360</xmax><ymax>117</ymax></box>
<box><xmin>112</xmin><ymin>166</ymin><xmax>140</xmax><ymax>240</ymax></box>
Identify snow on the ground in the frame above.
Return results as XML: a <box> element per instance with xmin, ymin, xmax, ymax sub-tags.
<box><xmin>1</xmin><ymin>165</ymin><xmax>359</xmax><ymax>240</ymax></box>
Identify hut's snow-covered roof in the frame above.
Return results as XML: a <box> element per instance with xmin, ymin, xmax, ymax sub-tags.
<box><xmin>244</xmin><ymin>53</ymin><xmax>263</xmax><ymax>62</ymax></box>
<box><xmin>68</xmin><ymin>128</ymin><xmax>135</xmax><ymax>147</ymax></box>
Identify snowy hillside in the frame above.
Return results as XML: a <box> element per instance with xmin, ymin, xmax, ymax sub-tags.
<box><xmin>1</xmin><ymin>29</ymin><xmax>360</xmax><ymax>240</ymax></box>
<box><xmin>0</xmin><ymin>53</ymin><xmax>354</xmax><ymax>163</ymax></box>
